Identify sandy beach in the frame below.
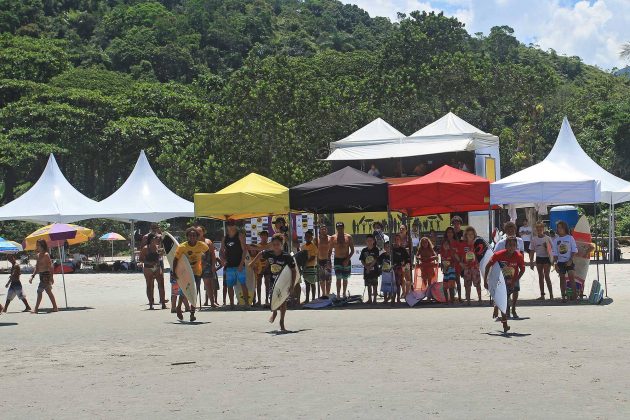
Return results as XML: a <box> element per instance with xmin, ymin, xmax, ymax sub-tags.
<box><xmin>1</xmin><ymin>262</ymin><xmax>628</xmax><ymax>419</ymax></box>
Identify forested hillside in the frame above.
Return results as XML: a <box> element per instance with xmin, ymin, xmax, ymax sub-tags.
<box><xmin>1</xmin><ymin>1</ymin><xmax>629</xmax><ymax>213</ymax></box>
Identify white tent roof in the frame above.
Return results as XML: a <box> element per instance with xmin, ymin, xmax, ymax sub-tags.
<box><xmin>0</xmin><ymin>154</ymin><xmax>102</xmax><ymax>224</ymax></box>
<box><xmin>326</xmin><ymin>112</ymin><xmax>498</xmax><ymax>161</ymax></box>
<box><xmin>491</xmin><ymin>118</ymin><xmax>602</xmax><ymax>205</ymax></box>
<box><xmin>92</xmin><ymin>151</ymin><xmax>193</xmax><ymax>222</ymax></box>
<box><xmin>543</xmin><ymin>118</ymin><xmax>630</xmax><ymax>204</ymax></box>
<box><xmin>331</xmin><ymin>118</ymin><xmax>405</xmax><ymax>148</ymax></box>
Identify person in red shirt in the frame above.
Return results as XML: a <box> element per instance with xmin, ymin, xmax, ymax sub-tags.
<box><xmin>440</xmin><ymin>230</ymin><xmax>461</xmax><ymax>304</ymax></box>
<box><xmin>460</xmin><ymin>227</ymin><xmax>482</xmax><ymax>306</ymax></box>
<box><xmin>484</xmin><ymin>237</ymin><xmax>525</xmax><ymax>333</ymax></box>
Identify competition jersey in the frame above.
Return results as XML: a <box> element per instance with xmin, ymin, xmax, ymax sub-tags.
<box><xmin>377</xmin><ymin>252</ymin><xmax>392</xmax><ymax>273</ymax></box>
<box><xmin>519</xmin><ymin>226</ymin><xmax>533</xmax><ymax>242</ymax></box>
<box><xmin>460</xmin><ymin>242</ymin><xmax>480</xmax><ymax>269</ymax></box>
<box><xmin>552</xmin><ymin>235</ymin><xmax>578</xmax><ymax>263</ymax></box>
<box><xmin>262</xmin><ymin>250</ymin><xmax>295</xmax><ymax>283</ymax></box>
<box><xmin>301</xmin><ymin>242</ymin><xmax>318</xmax><ymax>268</ymax></box>
<box><xmin>489</xmin><ymin>250</ymin><xmax>525</xmax><ymax>281</ymax></box>
<box><xmin>175</xmin><ymin>241</ymin><xmax>209</xmax><ymax>276</ymax></box>
<box><xmin>494</xmin><ymin>237</ymin><xmax>525</xmax><ymax>253</ymax></box>
<box><xmin>529</xmin><ymin>235</ymin><xmax>551</xmax><ymax>257</ymax></box>
<box><xmin>392</xmin><ymin>246</ymin><xmax>410</xmax><ymax>268</ymax></box>
<box><xmin>440</xmin><ymin>246</ymin><xmax>458</xmax><ymax>271</ymax></box>
<box><xmin>360</xmin><ymin>246</ymin><xmax>381</xmax><ymax>277</ymax></box>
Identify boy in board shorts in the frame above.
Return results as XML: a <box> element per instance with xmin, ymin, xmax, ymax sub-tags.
<box><xmin>360</xmin><ymin>234</ymin><xmax>381</xmax><ymax>304</ymax></box>
<box><xmin>330</xmin><ymin>222</ymin><xmax>354</xmax><ymax>298</ymax></box>
<box><xmin>440</xmin><ymin>240</ymin><xmax>459</xmax><ymax>304</ymax></box>
<box><xmin>301</xmin><ymin>230</ymin><xmax>318</xmax><ymax>303</ymax></box>
<box><xmin>3</xmin><ymin>254</ymin><xmax>31</xmax><ymax>313</ymax></box>
<box><xmin>315</xmin><ymin>225</ymin><xmax>332</xmax><ymax>296</ymax></box>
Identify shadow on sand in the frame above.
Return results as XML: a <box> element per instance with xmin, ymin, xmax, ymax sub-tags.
<box><xmin>169</xmin><ymin>321</ymin><xmax>211</xmax><ymax>326</ymax></box>
<box><xmin>0</xmin><ymin>322</ymin><xmax>18</xmax><ymax>327</ymax></box>
<box><xmin>32</xmin><ymin>306</ymin><xmax>94</xmax><ymax>314</ymax></box>
<box><xmin>483</xmin><ymin>331</ymin><xmax>532</xmax><ymax>338</ymax></box>
<box><xmin>266</xmin><ymin>328</ymin><xmax>311</xmax><ymax>336</ymax></box>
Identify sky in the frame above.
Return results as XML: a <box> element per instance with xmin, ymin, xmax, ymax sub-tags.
<box><xmin>347</xmin><ymin>0</ymin><xmax>630</xmax><ymax>70</ymax></box>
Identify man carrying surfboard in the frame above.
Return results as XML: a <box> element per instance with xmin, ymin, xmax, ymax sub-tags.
<box><xmin>485</xmin><ymin>237</ymin><xmax>525</xmax><ymax>329</ymax></box>
<box><xmin>221</xmin><ymin>219</ymin><xmax>250</xmax><ymax>310</ymax></box>
<box><xmin>315</xmin><ymin>225</ymin><xmax>332</xmax><ymax>296</ymax></box>
<box><xmin>329</xmin><ymin>222</ymin><xmax>354</xmax><ymax>298</ymax></box>
<box><xmin>528</xmin><ymin>222</ymin><xmax>554</xmax><ymax>300</ymax></box>
<box><xmin>173</xmin><ymin>227</ymin><xmax>209</xmax><ymax>322</ymax></box>
<box><xmin>484</xmin><ymin>237</ymin><xmax>524</xmax><ymax>333</ymax></box>
<box><xmin>249</xmin><ymin>234</ymin><xmax>297</xmax><ymax>332</ymax></box>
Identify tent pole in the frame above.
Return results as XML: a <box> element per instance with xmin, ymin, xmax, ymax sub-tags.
<box><xmin>609</xmin><ymin>199</ymin><xmax>615</xmax><ymax>263</ymax></box>
<box><xmin>600</xmin><ymin>202</ymin><xmax>608</xmax><ymax>297</ymax></box>
<box><xmin>111</xmin><ymin>241</ymin><xmax>114</xmax><ymax>259</ymax></box>
<box><xmin>314</xmin><ymin>213</ymin><xmax>320</xmax><ymax>298</ymax></box>
<box><xmin>130</xmin><ymin>220</ymin><xmax>135</xmax><ymax>263</ymax></box>
<box><xmin>59</xmin><ymin>245</ymin><xmax>68</xmax><ymax>308</ymax></box>
<box><xmin>594</xmin><ymin>203</ymin><xmax>600</xmax><ymax>286</ymax></box>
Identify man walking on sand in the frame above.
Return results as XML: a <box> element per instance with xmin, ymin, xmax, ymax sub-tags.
<box><xmin>329</xmin><ymin>222</ymin><xmax>354</xmax><ymax>298</ymax></box>
<box><xmin>316</xmin><ymin>225</ymin><xmax>332</xmax><ymax>296</ymax></box>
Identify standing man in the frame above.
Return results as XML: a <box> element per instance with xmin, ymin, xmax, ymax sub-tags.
<box><xmin>196</xmin><ymin>225</ymin><xmax>218</xmax><ymax>308</ymax></box>
<box><xmin>329</xmin><ymin>222</ymin><xmax>355</xmax><ymax>298</ymax></box>
<box><xmin>315</xmin><ymin>225</ymin><xmax>332</xmax><ymax>296</ymax></box>
<box><xmin>220</xmin><ymin>219</ymin><xmax>249</xmax><ymax>309</ymax></box>
<box><xmin>173</xmin><ymin>227</ymin><xmax>209</xmax><ymax>322</ymax></box>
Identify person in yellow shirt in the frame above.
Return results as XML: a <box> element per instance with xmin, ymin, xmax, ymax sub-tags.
<box><xmin>301</xmin><ymin>230</ymin><xmax>318</xmax><ymax>303</ymax></box>
<box><xmin>173</xmin><ymin>227</ymin><xmax>209</xmax><ymax>322</ymax></box>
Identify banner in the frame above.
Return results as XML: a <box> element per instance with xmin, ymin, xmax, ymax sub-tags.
<box><xmin>334</xmin><ymin>212</ymin><xmax>451</xmax><ymax>235</ymax></box>
<box><xmin>245</xmin><ymin>214</ymin><xmax>314</xmax><ymax>245</ymax></box>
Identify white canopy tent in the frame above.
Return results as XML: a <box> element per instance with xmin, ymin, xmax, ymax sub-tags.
<box><xmin>93</xmin><ymin>150</ymin><xmax>194</xmax><ymax>222</ymax></box>
<box><xmin>326</xmin><ymin>112</ymin><xmax>500</xmax><ymax>161</ymax></box>
<box><xmin>0</xmin><ymin>154</ymin><xmax>102</xmax><ymax>224</ymax></box>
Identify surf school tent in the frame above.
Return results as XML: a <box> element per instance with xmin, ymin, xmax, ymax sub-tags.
<box><xmin>194</xmin><ymin>173</ymin><xmax>290</xmax><ymax>220</ymax></box>
<box><xmin>0</xmin><ymin>154</ymin><xmax>102</xmax><ymax>224</ymax></box>
<box><xmin>326</xmin><ymin>112</ymin><xmax>499</xmax><ymax>161</ymax></box>
<box><xmin>92</xmin><ymin>151</ymin><xmax>194</xmax><ymax>222</ymax></box>
<box><xmin>326</xmin><ymin>118</ymin><xmax>405</xmax><ymax>160</ymax></box>
<box><xmin>289</xmin><ymin>166</ymin><xmax>389</xmax><ymax>213</ymax></box>
<box><xmin>490</xmin><ymin>118</ymin><xmax>602</xmax><ymax>206</ymax></box>
<box><xmin>388</xmin><ymin>165</ymin><xmax>493</xmax><ymax>216</ymax></box>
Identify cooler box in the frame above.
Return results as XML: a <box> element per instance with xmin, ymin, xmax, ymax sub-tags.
<box><xmin>549</xmin><ymin>206</ymin><xmax>579</xmax><ymax>230</ymax></box>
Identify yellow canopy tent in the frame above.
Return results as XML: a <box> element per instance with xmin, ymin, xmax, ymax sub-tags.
<box><xmin>194</xmin><ymin>173</ymin><xmax>290</xmax><ymax>220</ymax></box>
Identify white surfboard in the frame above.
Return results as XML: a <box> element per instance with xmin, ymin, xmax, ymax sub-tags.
<box><xmin>572</xmin><ymin>216</ymin><xmax>592</xmax><ymax>294</ymax></box>
<box><xmin>235</xmin><ymin>254</ymin><xmax>256</xmax><ymax>305</ymax></box>
<box><xmin>163</xmin><ymin>232</ymin><xmax>178</xmax><ymax>269</ymax></box>
<box><xmin>271</xmin><ymin>265</ymin><xmax>294</xmax><ymax>311</ymax></box>
<box><xmin>479</xmin><ymin>248</ymin><xmax>508</xmax><ymax>315</ymax></box>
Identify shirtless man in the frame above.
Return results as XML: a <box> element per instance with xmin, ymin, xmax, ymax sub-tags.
<box><xmin>329</xmin><ymin>222</ymin><xmax>355</xmax><ymax>298</ymax></box>
<box><xmin>315</xmin><ymin>225</ymin><xmax>332</xmax><ymax>296</ymax></box>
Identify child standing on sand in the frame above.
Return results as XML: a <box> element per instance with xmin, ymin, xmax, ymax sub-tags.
<box><xmin>3</xmin><ymin>254</ymin><xmax>31</xmax><ymax>313</ymax></box>
<box><xmin>250</xmin><ymin>234</ymin><xmax>297</xmax><ymax>332</ymax></box>
<box><xmin>360</xmin><ymin>234</ymin><xmax>381</xmax><ymax>304</ymax></box>
<box><xmin>552</xmin><ymin>220</ymin><xmax>578</xmax><ymax>302</ymax></box>
<box><xmin>378</xmin><ymin>242</ymin><xmax>394</xmax><ymax>304</ymax></box>
<box><xmin>460</xmin><ymin>227</ymin><xmax>482</xmax><ymax>306</ymax></box>
<box><xmin>29</xmin><ymin>239</ymin><xmax>58</xmax><ymax>313</ymax></box>
<box><xmin>301</xmin><ymin>230</ymin><xmax>318</xmax><ymax>303</ymax></box>
<box><xmin>416</xmin><ymin>237</ymin><xmax>437</xmax><ymax>290</ymax></box>
<box><xmin>440</xmin><ymin>231</ymin><xmax>460</xmax><ymax>304</ymax></box>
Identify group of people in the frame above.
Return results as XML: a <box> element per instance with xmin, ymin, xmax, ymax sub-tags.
<box><xmin>3</xmin><ymin>214</ymin><xmax>584</xmax><ymax>335</ymax></box>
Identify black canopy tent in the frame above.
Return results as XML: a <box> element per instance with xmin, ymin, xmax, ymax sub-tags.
<box><xmin>289</xmin><ymin>166</ymin><xmax>389</xmax><ymax>213</ymax></box>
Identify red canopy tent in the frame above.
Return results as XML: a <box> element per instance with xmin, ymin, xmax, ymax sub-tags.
<box><xmin>388</xmin><ymin>165</ymin><xmax>494</xmax><ymax>216</ymax></box>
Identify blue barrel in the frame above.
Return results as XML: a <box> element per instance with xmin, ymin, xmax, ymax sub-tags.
<box><xmin>549</xmin><ymin>206</ymin><xmax>579</xmax><ymax>230</ymax></box>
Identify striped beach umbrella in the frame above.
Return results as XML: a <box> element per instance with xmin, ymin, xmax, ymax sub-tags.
<box><xmin>0</xmin><ymin>238</ymin><xmax>23</xmax><ymax>253</ymax></box>
<box><xmin>24</xmin><ymin>223</ymin><xmax>94</xmax><ymax>251</ymax></box>
<box><xmin>99</xmin><ymin>232</ymin><xmax>126</xmax><ymax>258</ymax></box>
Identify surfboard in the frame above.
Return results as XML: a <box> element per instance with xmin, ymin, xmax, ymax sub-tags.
<box><xmin>428</xmin><ymin>282</ymin><xmax>447</xmax><ymax>303</ymax></box>
<box><xmin>303</xmin><ymin>294</ymin><xmax>336</xmax><ymax>309</ymax></box>
<box><xmin>163</xmin><ymin>233</ymin><xmax>180</xmax><ymax>296</ymax></box>
<box><xmin>271</xmin><ymin>265</ymin><xmax>294</xmax><ymax>311</ymax></box>
<box><xmin>406</xmin><ymin>289</ymin><xmax>427</xmax><ymax>307</ymax></box>
<box><xmin>477</xmin><ymin>238</ymin><xmax>508</xmax><ymax>315</ymax></box>
<box><xmin>414</xmin><ymin>263</ymin><xmax>438</xmax><ymax>291</ymax></box>
<box><xmin>572</xmin><ymin>216</ymin><xmax>593</xmax><ymax>296</ymax></box>
<box><xmin>235</xmin><ymin>254</ymin><xmax>255</xmax><ymax>305</ymax></box>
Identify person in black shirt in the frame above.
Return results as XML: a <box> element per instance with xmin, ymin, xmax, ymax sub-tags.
<box><xmin>360</xmin><ymin>234</ymin><xmax>381</xmax><ymax>304</ymax></box>
<box><xmin>250</xmin><ymin>234</ymin><xmax>297</xmax><ymax>332</ymax></box>
<box><xmin>3</xmin><ymin>254</ymin><xmax>31</xmax><ymax>313</ymax></box>
<box><xmin>392</xmin><ymin>234</ymin><xmax>411</xmax><ymax>303</ymax></box>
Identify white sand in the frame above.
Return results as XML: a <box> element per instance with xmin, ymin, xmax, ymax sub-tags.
<box><xmin>1</xmin><ymin>262</ymin><xmax>629</xmax><ymax>419</ymax></box>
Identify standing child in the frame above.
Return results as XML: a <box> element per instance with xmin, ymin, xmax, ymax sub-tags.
<box><xmin>440</xmin><ymin>238</ymin><xmax>459</xmax><ymax>304</ymax></box>
<box><xmin>485</xmin><ymin>237</ymin><xmax>525</xmax><ymax>332</ymax></box>
<box><xmin>360</xmin><ymin>234</ymin><xmax>381</xmax><ymax>304</ymax></box>
<box><xmin>378</xmin><ymin>241</ymin><xmax>394</xmax><ymax>304</ymax></box>
<box><xmin>3</xmin><ymin>254</ymin><xmax>31</xmax><ymax>313</ymax></box>
<box><xmin>392</xmin><ymin>234</ymin><xmax>411</xmax><ymax>303</ymax></box>
<box><xmin>252</xmin><ymin>230</ymin><xmax>271</xmax><ymax>306</ymax></box>
<box><xmin>416</xmin><ymin>237</ymin><xmax>437</xmax><ymax>290</ymax></box>
<box><xmin>301</xmin><ymin>230</ymin><xmax>318</xmax><ymax>303</ymax></box>
<box><xmin>552</xmin><ymin>220</ymin><xmax>578</xmax><ymax>302</ymax></box>
<box><xmin>250</xmin><ymin>234</ymin><xmax>297</xmax><ymax>332</ymax></box>
<box><xmin>529</xmin><ymin>222</ymin><xmax>554</xmax><ymax>300</ymax></box>
<box><xmin>173</xmin><ymin>227</ymin><xmax>209</xmax><ymax>322</ymax></box>
<box><xmin>29</xmin><ymin>239</ymin><xmax>58</xmax><ymax>313</ymax></box>
<box><xmin>519</xmin><ymin>219</ymin><xmax>533</xmax><ymax>261</ymax></box>
<box><xmin>460</xmin><ymin>227</ymin><xmax>482</xmax><ymax>305</ymax></box>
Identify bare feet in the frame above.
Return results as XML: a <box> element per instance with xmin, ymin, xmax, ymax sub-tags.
<box><xmin>176</xmin><ymin>309</ymin><xmax>183</xmax><ymax>320</ymax></box>
<box><xmin>190</xmin><ymin>313</ymin><xmax>196</xmax><ymax>322</ymax></box>
<box><xmin>269</xmin><ymin>312</ymin><xmax>277</xmax><ymax>324</ymax></box>
<box><xmin>502</xmin><ymin>322</ymin><xmax>511</xmax><ymax>334</ymax></box>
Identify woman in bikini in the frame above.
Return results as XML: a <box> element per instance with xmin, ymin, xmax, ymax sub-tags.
<box><xmin>416</xmin><ymin>237</ymin><xmax>438</xmax><ymax>290</ymax></box>
<box><xmin>140</xmin><ymin>233</ymin><xmax>167</xmax><ymax>310</ymax></box>
<box><xmin>29</xmin><ymin>239</ymin><xmax>58</xmax><ymax>313</ymax></box>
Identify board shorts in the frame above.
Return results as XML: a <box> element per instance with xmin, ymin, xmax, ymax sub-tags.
<box><xmin>225</xmin><ymin>267</ymin><xmax>246</xmax><ymax>287</ymax></box>
<box><xmin>380</xmin><ymin>271</ymin><xmax>396</xmax><ymax>294</ymax></box>
<box><xmin>202</xmin><ymin>263</ymin><xmax>213</xmax><ymax>278</ymax></box>
<box><xmin>37</xmin><ymin>272</ymin><xmax>53</xmax><ymax>293</ymax></box>
<box><xmin>557</xmin><ymin>261</ymin><xmax>575</xmax><ymax>275</ymax></box>
<box><xmin>536</xmin><ymin>256</ymin><xmax>551</xmax><ymax>265</ymax></box>
<box><xmin>318</xmin><ymin>259</ymin><xmax>331</xmax><ymax>282</ymax></box>
<box><xmin>7</xmin><ymin>283</ymin><xmax>25</xmax><ymax>301</ymax></box>
<box><xmin>302</xmin><ymin>266</ymin><xmax>318</xmax><ymax>284</ymax></box>
<box><xmin>333</xmin><ymin>257</ymin><xmax>351</xmax><ymax>281</ymax></box>
<box><xmin>506</xmin><ymin>279</ymin><xmax>520</xmax><ymax>294</ymax></box>
<box><xmin>463</xmin><ymin>267</ymin><xmax>481</xmax><ymax>287</ymax></box>
<box><xmin>171</xmin><ymin>276</ymin><xmax>180</xmax><ymax>295</ymax></box>
<box><xmin>443</xmin><ymin>267</ymin><xmax>456</xmax><ymax>288</ymax></box>
<box><xmin>364</xmin><ymin>274</ymin><xmax>378</xmax><ymax>287</ymax></box>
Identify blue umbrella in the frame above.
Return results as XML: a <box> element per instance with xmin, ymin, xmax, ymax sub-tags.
<box><xmin>0</xmin><ymin>238</ymin><xmax>23</xmax><ymax>253</ymax></box>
